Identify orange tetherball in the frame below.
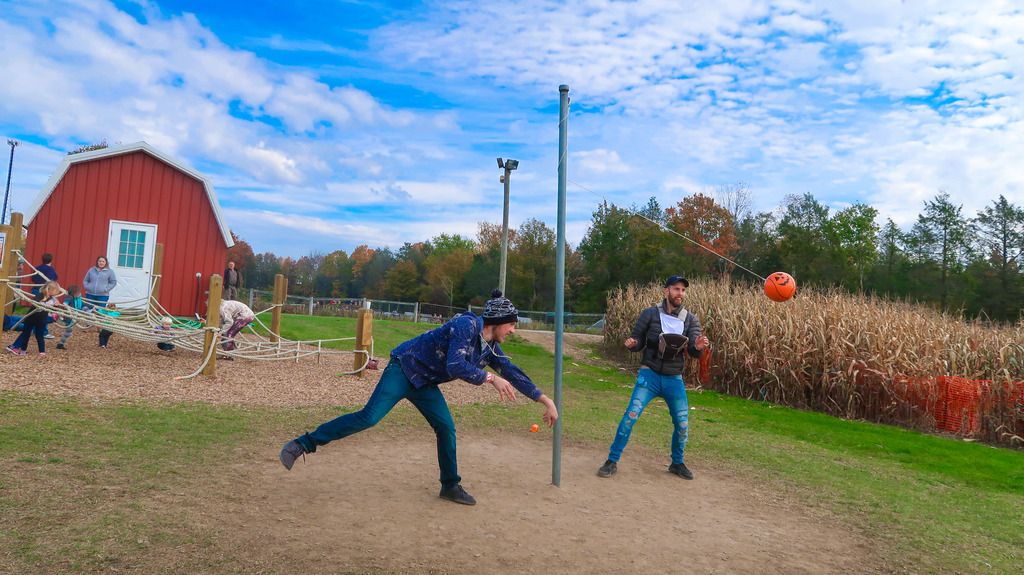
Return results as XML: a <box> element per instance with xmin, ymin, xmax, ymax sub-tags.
<box><xmin>764</xmin><ymin>272</ymin><xmax>797</xmax><ymax>302</ymax></box>
<box><xmin>530</xmin><ymin>424</ymin><xmax>540</xmax><ymax>433</ymax></box>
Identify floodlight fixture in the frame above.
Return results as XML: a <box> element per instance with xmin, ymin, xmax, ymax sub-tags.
<box><xmin>497</xmin><ymin>157</ymin><xmax>520</xmax><ymax>293</ymax></box>
<box><xmin>2</xmin><ymin>139</ymin><xmax>18</xmax><ymax>226</ymax></box>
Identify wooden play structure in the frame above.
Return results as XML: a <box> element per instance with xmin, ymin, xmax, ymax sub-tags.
<box><xmin>2</xmin><ymin>212</ymin><xmax>373</xmax><ymax>379</ymax></box>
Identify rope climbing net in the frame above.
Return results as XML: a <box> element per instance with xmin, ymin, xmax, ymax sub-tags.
<box><xmin>3</xmin><ymin>250</ymin><xmax>373</xmax><ymax>379</ymax></box>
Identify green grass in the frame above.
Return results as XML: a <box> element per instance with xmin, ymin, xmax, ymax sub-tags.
<box><xmin>252</xmin><ymin>312</ymin><xmax>426</xmax><ymax>354</ymax></box>
<box><xmin>0</xmin><ymin>394</ymin><xmax>264</xmax><ymax>573</ymax></box>
<box><xmin>2</xmin><ymin>313</ymin><xmax>1023</xmax><ymax>574</ymax></box>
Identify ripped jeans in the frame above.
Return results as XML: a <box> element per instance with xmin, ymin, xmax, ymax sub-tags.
<box><xmin>607</xmin><ymin>367</ymin><xmax>689</xmax><ymax>465</ymax></box>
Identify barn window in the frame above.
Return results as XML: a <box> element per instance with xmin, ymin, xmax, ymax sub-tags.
<box><xmin>117</xmin><ymin>229</ymin><xmax>146</xmax><ymax>269</ymax></box>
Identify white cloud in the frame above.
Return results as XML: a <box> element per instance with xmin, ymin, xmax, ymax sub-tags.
<box><xmin>0</xmin><ymin>0</ymin><xmax>440</xmax><ymax>191</ymax></box>
<box><xmin>772</xmin><ymin>12</ymin><xmax>828</xmax><ymax>36</ymax></box>
<box><xmin>224</xmin><ymin>208</ymin><xmax>484</xmax><ymax>253</ymax></box>
<box><xmin>572</xmin><ymin>149</ymin><xmax>630</xmax><ymax>175</ymax></box>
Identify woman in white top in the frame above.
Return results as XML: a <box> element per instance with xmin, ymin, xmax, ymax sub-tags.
<box><xmin>219</xmin><ymin>300</ymin><xmax>256</xmax><ymax>351</ymax></box>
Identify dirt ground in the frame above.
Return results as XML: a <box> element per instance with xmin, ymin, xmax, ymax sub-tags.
<box><xmin>196</xmin><ymin>433</ymin><xmax>884</xmax><ymax>574</ymax></box>
<box><xmin>1</xmin><ymin>328</ymin><xmax>888</xmax><ymax>574</ymax></box>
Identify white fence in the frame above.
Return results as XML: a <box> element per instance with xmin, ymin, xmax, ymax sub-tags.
<box><xmin>243</xmin><ymin>289</ymin><xmax>604</xmax><ymax>332</ymax></box>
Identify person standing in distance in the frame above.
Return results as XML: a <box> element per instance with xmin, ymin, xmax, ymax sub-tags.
<box><xmin>223</xmin><ymin>261</ymin><xmax>242</xmax><ymax>301</ymax></box>
<box><xmin>279</xmin><ymin>290</ymin><xmax>558</xmax><ymax>505</ymax></box>
<box><xmin>83</xmin><ymin>256</ymin><xmax>117</xmax><ymax>310</ymax></box>
<box><xmin>597</xmin><ymin>276</ymin><xmax>709</xmax><ymax>480</ymax></box>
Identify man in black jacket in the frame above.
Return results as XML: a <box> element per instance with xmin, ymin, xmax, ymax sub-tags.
<box><xmin>597</xmin><ymin>275</ymin><xmax>709</xmax><ymax>480</ymax></box>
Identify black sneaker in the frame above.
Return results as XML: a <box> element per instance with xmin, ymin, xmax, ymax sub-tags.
<box><xmin>56</xmin><ymin>344</ymin><xmax>66</xmax><ymax>350</ymax></box>
<box><xmin>279</xmin><ymin>439</ymin><xmax>307</xmax><ymax>471</ymax></box>
<box><xmin>668</xmin><ymin>462</ymin><xmax>694</xmax><ymax>480</ymax></box>
<box><xmin>439</xmin><ymin>484</ymin><xmax>477</xmax><ymax>506</ymax></box>
<box><xmin>597</xmin><ymin>459</ymin><xmax>617</xmax><ymax>478</ymax></box>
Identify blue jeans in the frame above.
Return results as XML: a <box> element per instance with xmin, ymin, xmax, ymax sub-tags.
<box><xmin>30</xmin><ymin>286</ymin><xmax>50</xmax><ymax>337</ymax></box>
<box><xmin>11</xmin><ymin>316</ymin><xmax>46</xmax><ymax>352</ymax></box>
<box><xmin>608</xmin><ymin>367</ymin><xmax>690</xmax><ymax>465</ymax></box>
<box><xmin>297</xmin><ymin>360</ymin><xmax>461</xmax><ymax>488</ymax></box>
<box><xmin>85</xmin><ymin>294</ymin><xmax>109</xmax><ymax>310</ymax></box>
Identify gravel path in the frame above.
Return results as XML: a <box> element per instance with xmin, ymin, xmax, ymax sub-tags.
<box><xmin>1</xmin><ymin>330</ymin><xmax>498</xmax><ymax>407</ymax></box>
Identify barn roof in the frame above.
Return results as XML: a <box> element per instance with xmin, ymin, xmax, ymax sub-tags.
<box><xmin>24</xmin><ymin>141</ymin><xmax>234</xmax><ymax>248</ymax></box>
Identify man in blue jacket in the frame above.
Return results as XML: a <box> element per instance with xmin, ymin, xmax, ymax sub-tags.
<box><xmin>597</xmin><ymin>275</ymin><xmax>709</xmax><ymax>481</ymax></box>
<box><xmin>279</xmin><ymin>290</ymin><xmax>559</xmax><ymax>505</ymax></box>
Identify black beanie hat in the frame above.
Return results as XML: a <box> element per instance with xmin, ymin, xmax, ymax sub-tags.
<box><xmin>482</xmin><ymin>289</ymin><xmax>518</xmax><ymax>325</ymax></box>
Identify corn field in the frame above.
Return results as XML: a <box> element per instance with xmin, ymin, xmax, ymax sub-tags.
<box><xmin>604</xmin><ymin>280</ymin><xmax>1024</xmax><ymax>447</ymax></box>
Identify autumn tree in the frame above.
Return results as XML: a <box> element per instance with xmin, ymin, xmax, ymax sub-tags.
<box><xmin>225</xmin><ymin>232</ymin><xmax>256</xmax><ymax>280</ymax></box>
<box><xmin>348</xmin><ymin>244</ymin><xmax>376</xmax><ymax>297</ymax></box>
<box><xmin>666</xmin><ymin>193</ymin><xmax>739</xmax><ymax>279</ymax></box>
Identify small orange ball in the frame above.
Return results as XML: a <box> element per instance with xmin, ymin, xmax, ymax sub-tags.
<box><xmin>530</xmin><ymin>423</ymin><xmax>540</xmax><ymax>433</ymax></box>
<box><xmin>764</xmin><ymin>272</ymin><xmax>797</xmax><ymax>302</ymax></box>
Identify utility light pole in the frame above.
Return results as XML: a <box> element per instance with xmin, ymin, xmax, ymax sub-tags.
<box><xmin>496</xmin><ymin>157</ymin><xmax>518</xmax><ymax>294</ymax></box>
<box><xmin>2</xmin><ymin>139</ymin><xmax>18</xmax><ymax>226</ymax></box>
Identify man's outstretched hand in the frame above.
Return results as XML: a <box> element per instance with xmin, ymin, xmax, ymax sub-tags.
<box><xmin>538</xmin><ymin>394</ymin><xmax>558</xmax><ymax>427</ymax></box>
<box><xmin>490</xmin><ymin>375</ymin><xmax>517</xmax><ymax>402</ymax></box>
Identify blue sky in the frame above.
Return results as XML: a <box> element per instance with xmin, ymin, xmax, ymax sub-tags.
<box><xmin>2</xmin><ymin>0</ymin><xmax>1022</xmax><ymax>256</ymax></box>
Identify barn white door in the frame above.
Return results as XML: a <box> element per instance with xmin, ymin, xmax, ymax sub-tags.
<box><xmin>106</xmin><ymin>220</ymin><xmax>157</xmax><ymax>310</ymax></box>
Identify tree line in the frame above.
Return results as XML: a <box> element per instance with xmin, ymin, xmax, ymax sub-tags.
<box><xmin>226</xmin><ymin>187</ymin><xmax>1024</xmax><ymax>322</ymax></box>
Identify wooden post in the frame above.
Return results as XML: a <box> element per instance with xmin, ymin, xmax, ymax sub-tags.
<box><xmin>308</xmin><ymin>295</ymin><xmax>314</xmax><ymax>315</ymax></box>
<box><xmin>248</xmin><ymin>287</ymin><xmax>254</xmax><ymax>308</ymax></box>
<box><xmin>202</xmin><ymin>274</ymin><xmax>223</xmax><ymax>377</ymax></box>
<box><xmin>151</xmin><ymin>243</ymin><xmax>164</xmax><ymax>309</ymax></box>
<box><xmin>271</xmin><ymin>273</ymin><xmax>286</xmax><ymax>343</ymax></box>
<box><xmin>354</xmin><ymin>304</ymin><xmax>373</xmax><ymax>377</ymax></box>
<box><xmin>414</xmin><ymin>301</ymin><xmax>420</xmax><ymax>323</ymax></box>
<box><xmin>1</xmin><ymin>212</ymin><xmax>24</xmax><ymax>319</ymax></box>
<box><xmin>0</xmin><ymin>223</ymin><xmax>12</xmax><ymax>319</ymax></box>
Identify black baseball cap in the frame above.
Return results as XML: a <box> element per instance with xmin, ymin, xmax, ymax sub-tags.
<box><xmin>665</xmin><ymin>275</ymin><xmax>689</xmax><ymax>287</ymax></box>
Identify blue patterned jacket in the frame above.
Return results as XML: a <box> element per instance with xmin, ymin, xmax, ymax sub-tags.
<box><xmin>390</xmin><ymin>313</ymin><xmax>543</xmax><ymax>400</ymax></box>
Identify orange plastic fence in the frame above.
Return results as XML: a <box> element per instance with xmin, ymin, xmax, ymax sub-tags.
<box><xmin>698</xmin><ymin>349</ymin><xmax>1022</xmax><ymax>437</ymax></box>
<box><xmin>933</xmin><ymin>377</ymin><xmax>980</xmax><ymax>434</ymax></box>
<box><xmin>927</xmin><ymin>377</ymin><xmax>1024</xmax><ymax>435</ymax></box>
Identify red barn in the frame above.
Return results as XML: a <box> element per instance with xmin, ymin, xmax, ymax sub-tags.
<box><xmin>23</xmin><ymin>142</ymin><xmax>234</xmax><ymax>316</ymax></box>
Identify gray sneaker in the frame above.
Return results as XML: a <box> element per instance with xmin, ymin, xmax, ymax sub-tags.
<box><xmin>439</xmin><ymin>484</ymin><xmax>477</xmax><ymax>506</ymax></box>
<box><xmin>597</xmin><ymin>459</ymin><xmax>617</xmax><ymax>478</ymax></box>
<box><xmin>279</xmin><ymin>439</ymin><xmax>307</xmax><ymax>471</ymax></box>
